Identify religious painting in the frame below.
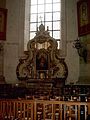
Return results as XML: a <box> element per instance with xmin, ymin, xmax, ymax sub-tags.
<box><xmin>0</xmin><ymin>8</ymin><xmax>7</xmax><ymax>40</ymax></box>
<box><xmin>36</xmin><ymin>51</ymin><xmax>48</xmax><ymax>70</ymax></box>
<box><xmin>77</xmin><ymin>0</ymin><xmax>90</xmax><ymax>36</ymax></box>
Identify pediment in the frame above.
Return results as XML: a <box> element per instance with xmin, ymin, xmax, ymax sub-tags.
<box><xmin>27</xmin><ymin>24</ymin><xmax>57</xmax><ymax>51</ymax></box>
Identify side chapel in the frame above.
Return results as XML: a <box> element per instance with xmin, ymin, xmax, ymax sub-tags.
<box><xmin>16</xmin><ymin>24</ymin><xmax>68</xmax><ymax>96</ymax></box>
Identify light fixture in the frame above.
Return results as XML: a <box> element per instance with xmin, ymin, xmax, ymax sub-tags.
<box><xmin>73</xmin><ymin>37</ymin><xmax>87</xmax><ymax>63</ymax></box>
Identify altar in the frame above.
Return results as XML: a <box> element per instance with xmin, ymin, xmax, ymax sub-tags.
<box><xmin>16</xmin><ymin>24</ymin><xmax>68</xmax><ymax>95</ymax></box>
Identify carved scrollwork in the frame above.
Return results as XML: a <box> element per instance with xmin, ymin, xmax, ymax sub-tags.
<box><xmin>52</xmin><ymin>59</ymin><xmax>68</xmax><ymax>78</ymax></box>
<box><xmin>16</xmin><ymin>52</ymin><xmax>34</xmax><ymax>80</ymax></box>
<box><xmin>16</xmin><ymin>24</ymin><xmax>68</xmax><ymax>81</ymax></box>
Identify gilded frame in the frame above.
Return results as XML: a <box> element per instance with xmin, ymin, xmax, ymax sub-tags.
<box><xmin>77</xmin><ymin>0</ymin><xmax>90</xmax><ymax>36</ymax></box>
<box><xmin>0</xmin><ymin>8</ymin><xmax>7</xmax><ymax>40</ymax></box>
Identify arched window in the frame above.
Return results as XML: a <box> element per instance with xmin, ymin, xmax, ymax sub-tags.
<box><xmin>24</xmin><ymin>0</ymin><xmax>66</xmax><ymax>53</ymax></box>
<box><xmin>30</xmin><ymin>0</ymin><xmax>61</xmax><ymax>39</ymax></box>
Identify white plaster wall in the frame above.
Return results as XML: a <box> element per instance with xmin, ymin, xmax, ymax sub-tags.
<box><xmin>79</xmin><ymin>35</ymin><xmax>90</xmax><ymax>84</ymax></box>
<box><xmin>4</xmin><ymin>0</ymin><xmax>25</xmax><ymax>83</ymax></box>
<box><xmin>24</xmin><ymin>0</ymin><xmax>30</xmax><ymax>51</ymax></box>
<box><xmin>65</xmin><ymin>0</ymin><xmax>79</xmax><ymax>84</ymax></box>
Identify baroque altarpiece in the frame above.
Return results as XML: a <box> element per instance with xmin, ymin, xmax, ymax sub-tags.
<box><xmin>16</xmin><ymin>24</ymin><xmax>68</xmax><ymax>96</ymax></box>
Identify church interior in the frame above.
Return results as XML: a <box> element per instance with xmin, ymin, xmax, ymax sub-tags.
<box><xmin>0</xmin><ymin>0</ymin><xmax>90</xmax><ymax>119</ymax></box>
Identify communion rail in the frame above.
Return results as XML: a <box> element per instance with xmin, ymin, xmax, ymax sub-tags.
<box><xmin>0</xmin><ymin>99</ymin><xmax>90</xmax><ymax>120</ymax></box>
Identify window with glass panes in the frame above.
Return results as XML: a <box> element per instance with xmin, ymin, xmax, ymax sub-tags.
<box><xmin>30</xmin><ymin>0</ymin><xmax>61</xmax><ymax>41</ymax></box>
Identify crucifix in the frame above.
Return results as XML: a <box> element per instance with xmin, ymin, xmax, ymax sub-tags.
<box><xmin>39</xmin><ymin>16</ymin><xmax>43</xmax><ymax>24</ymax></box>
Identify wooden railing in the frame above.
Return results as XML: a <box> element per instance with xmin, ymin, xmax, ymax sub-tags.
<box><xmin>0</xmin><ymin>99</ymin><xmax>90</xmax><ymax>120</ymax></box>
